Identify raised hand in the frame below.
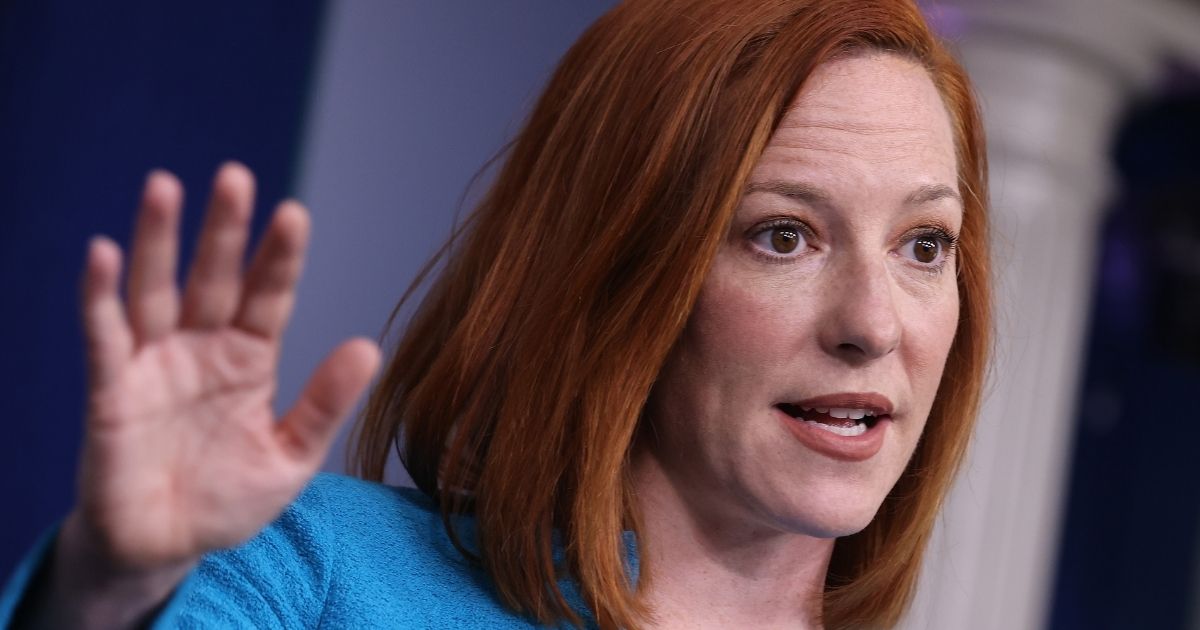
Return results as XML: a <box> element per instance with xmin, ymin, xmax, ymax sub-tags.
<box><xmin>68</xmin><ymin>163</ymin><xmax>380</xmax><ymax>576</ymax></box>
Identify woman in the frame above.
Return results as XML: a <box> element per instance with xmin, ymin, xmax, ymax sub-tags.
<box><xmin>1</xmin><ymin>0</ymin><xmax>989</xmax><ymax>627</ymax></box>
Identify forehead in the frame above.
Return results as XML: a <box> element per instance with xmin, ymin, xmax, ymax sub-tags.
<box><xmin>753</xmin><ymin>53</ymin><xmax>958</xmax><ymax>201</ymax></box>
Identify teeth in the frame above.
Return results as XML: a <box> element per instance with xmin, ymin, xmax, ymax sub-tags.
<box><xmin>804</xmin><ymin>419</ymin><xmax>867</xmax><ymax>437</ymax></box>
<box><xmin>789</xmin><ymin>404</ymin><xmax>878</xmax><ymax>422</ymax></box>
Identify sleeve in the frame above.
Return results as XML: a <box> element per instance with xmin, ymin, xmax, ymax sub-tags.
<box><xmin>0</xmin><ymin>526</ymin><xmax>61</xmax><ymax>625</ymax></box>
<box><xmin>0</xmin><ymin>494</ymin><xmax>336</xmax><ymax>630</ymax></box>
<box><xmin>165</xmin><ymin>499</ymin><xmax>336</xmax><ymax>629</ymax></box>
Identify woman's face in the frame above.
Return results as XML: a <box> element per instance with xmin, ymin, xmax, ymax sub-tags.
<box><xmin>642</xmin><ymin>53</ymin><xmax>961</xmax><ymax>538</ymax></box>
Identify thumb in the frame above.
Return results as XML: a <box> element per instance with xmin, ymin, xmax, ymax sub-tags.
<box><xmin>276</xmin><ymin>337</ymin><xmax>381</xmax><ymax>463</ymax></box>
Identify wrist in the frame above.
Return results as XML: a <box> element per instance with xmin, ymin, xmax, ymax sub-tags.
<box><xmin>49</xmin><ymin>512</ymin><xmax>197</xmax><ymax>629</ymax></box>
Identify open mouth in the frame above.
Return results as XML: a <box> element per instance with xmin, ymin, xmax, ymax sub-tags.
<box><xmin>776</xmin><ymin>403</ymin><xmax>882</xmax><ymax>437</ymax></box>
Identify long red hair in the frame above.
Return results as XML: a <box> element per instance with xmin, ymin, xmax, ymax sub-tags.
<box><xmin>352</xmin><ymin>1</ymin><xmax>989</xmax><ymax>628</ymax></box>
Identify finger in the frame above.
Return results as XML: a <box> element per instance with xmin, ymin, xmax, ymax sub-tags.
<box><xmin>180</xmin><ymin>162</ymin><xmax>255</xmax><ymax>329</ymax></box>
<box><xmin>233</xmin><ymin>200</ymin><xmax>310</xmax><ymax>340</ymax></box>
<box><xmin>126</xmin><ymin>170</ymin><xmax>183</xmax><ymax>345</ymax></box>
<box><xmin>276</xmin><ymin>338</ymin><xmax>381</xmax><ymax>463</ymax></box>
<box><xmin>82</xmin><ymin>237</ymin><xmax>134</xmax><ymax>389</ymax></box>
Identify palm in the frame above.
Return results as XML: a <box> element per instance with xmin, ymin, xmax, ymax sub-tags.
<box><xmin>76</xmin><ymin>164</ymin><xmax>379</xmax><ymax>570</ymax></box>
<box><xmin>88</xmin><ymin>332</ymin><xmax>284</xmax><ymax>562</ymax></box>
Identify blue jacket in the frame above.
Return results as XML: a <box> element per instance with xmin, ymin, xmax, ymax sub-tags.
<box><xmin>0</xmin><ymin>474</ymin><xmax>623</xmax><ymax>628</ymax></box>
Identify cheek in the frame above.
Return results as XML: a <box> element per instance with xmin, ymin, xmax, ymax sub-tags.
<box><xmin>687</xmin><ymin>269</ymin><xmax>809</xmax><ymax>372</ymax></box>
<box><xmin>902</xmin><ymin>281</ymin><xmax>960</xmax><ymax>396</ymax></box>
<box><xmin>649</xmin><ymin>268</ymin><xmax>803</xmax><ymax>442</ymax></box>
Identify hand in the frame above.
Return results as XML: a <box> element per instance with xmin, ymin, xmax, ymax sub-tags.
<box><xmin>72</xmin><ymin>163</ymin><xmax>380</xmax><ymax>571</ymax></box>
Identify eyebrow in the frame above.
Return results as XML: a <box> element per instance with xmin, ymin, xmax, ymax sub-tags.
<box><xmin>744</xmin><ymin>180</ymin><xmax>833</xmax><ymax>207</ymax></box>
<box><xmin>745</xmin><ymin>180</ymin><xmax>962</xmax><ymax>209</ymax></box>
<box><xmin>903</xmin><ymin>183</ymin><xmax>962</xmax><ymax>208</ymax></box>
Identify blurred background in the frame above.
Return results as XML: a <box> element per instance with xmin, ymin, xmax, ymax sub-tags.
<box><xmin>0</xmin><ymin>1</ymin><xmax>1196</xmax><ymax>628</ymax></box>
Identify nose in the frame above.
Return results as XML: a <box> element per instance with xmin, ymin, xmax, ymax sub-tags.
<box><xmin>818</xmin><ymin>256</ymin><xmax>901</xmax><ymax>364</ymax></box>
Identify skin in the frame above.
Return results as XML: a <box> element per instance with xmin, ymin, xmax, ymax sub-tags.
<box><xmin>633</xmin><ymin>53</ymin><xmax>963</xmax><ymax>629</ymax></box>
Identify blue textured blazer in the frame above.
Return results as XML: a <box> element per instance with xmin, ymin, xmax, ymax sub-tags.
<box><xmin>0</xmin><ymin>474</ymin><xmax>626</xmax><ymax>628</ymax></box>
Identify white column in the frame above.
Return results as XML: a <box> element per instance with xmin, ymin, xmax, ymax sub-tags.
<box><xmin>902</xmin><ymin>1</ymin><xmax>1200</xmax><ymax>628</ymax></box>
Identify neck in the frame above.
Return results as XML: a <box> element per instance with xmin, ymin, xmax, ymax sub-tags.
<box><xmin>631</xmin><ymin>451</ymin><xmax>832</xmax><ymax>630</ymax></box>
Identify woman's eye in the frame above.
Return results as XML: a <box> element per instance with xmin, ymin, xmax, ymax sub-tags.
<box><xmin>751</xmin><ymin>223</ymin><xmax>808</xmax><ymax>255</ymax></box>
<box><xmin>899</xmin><ymin>234</ymin><xmax>947</xmax><ymax>265</ymax></box>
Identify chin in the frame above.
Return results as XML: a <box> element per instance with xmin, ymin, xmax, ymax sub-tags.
<box><xmin>793</xmin><ymin>512</ymin><xmax>878</xmax><ymax>540</ymax></box>
<box><xmin>768</xmin><ymin>486</ymin><xmax>889</xmax><ymax>539</ymax></box>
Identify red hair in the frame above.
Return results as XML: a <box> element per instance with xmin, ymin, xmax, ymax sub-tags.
<box><xmin>353</xmin><ymin>1</ymin><xmax>989</xmax><ymax>628</ymax></box>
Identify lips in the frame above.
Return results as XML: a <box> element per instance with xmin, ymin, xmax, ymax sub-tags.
<box><xmin>786</xmin><ymin>392</ymin><xmax>894</xmax><ymax>417</ymax></box>
<box><xmin>777</xmin><ymin>404</ymin><xmax>881</xmax><ymax>436</ymax></box>
<box><xmin>774</xmin><ymin>392</ymin><xmax>895</xmax><ymax>461</ymax></box>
